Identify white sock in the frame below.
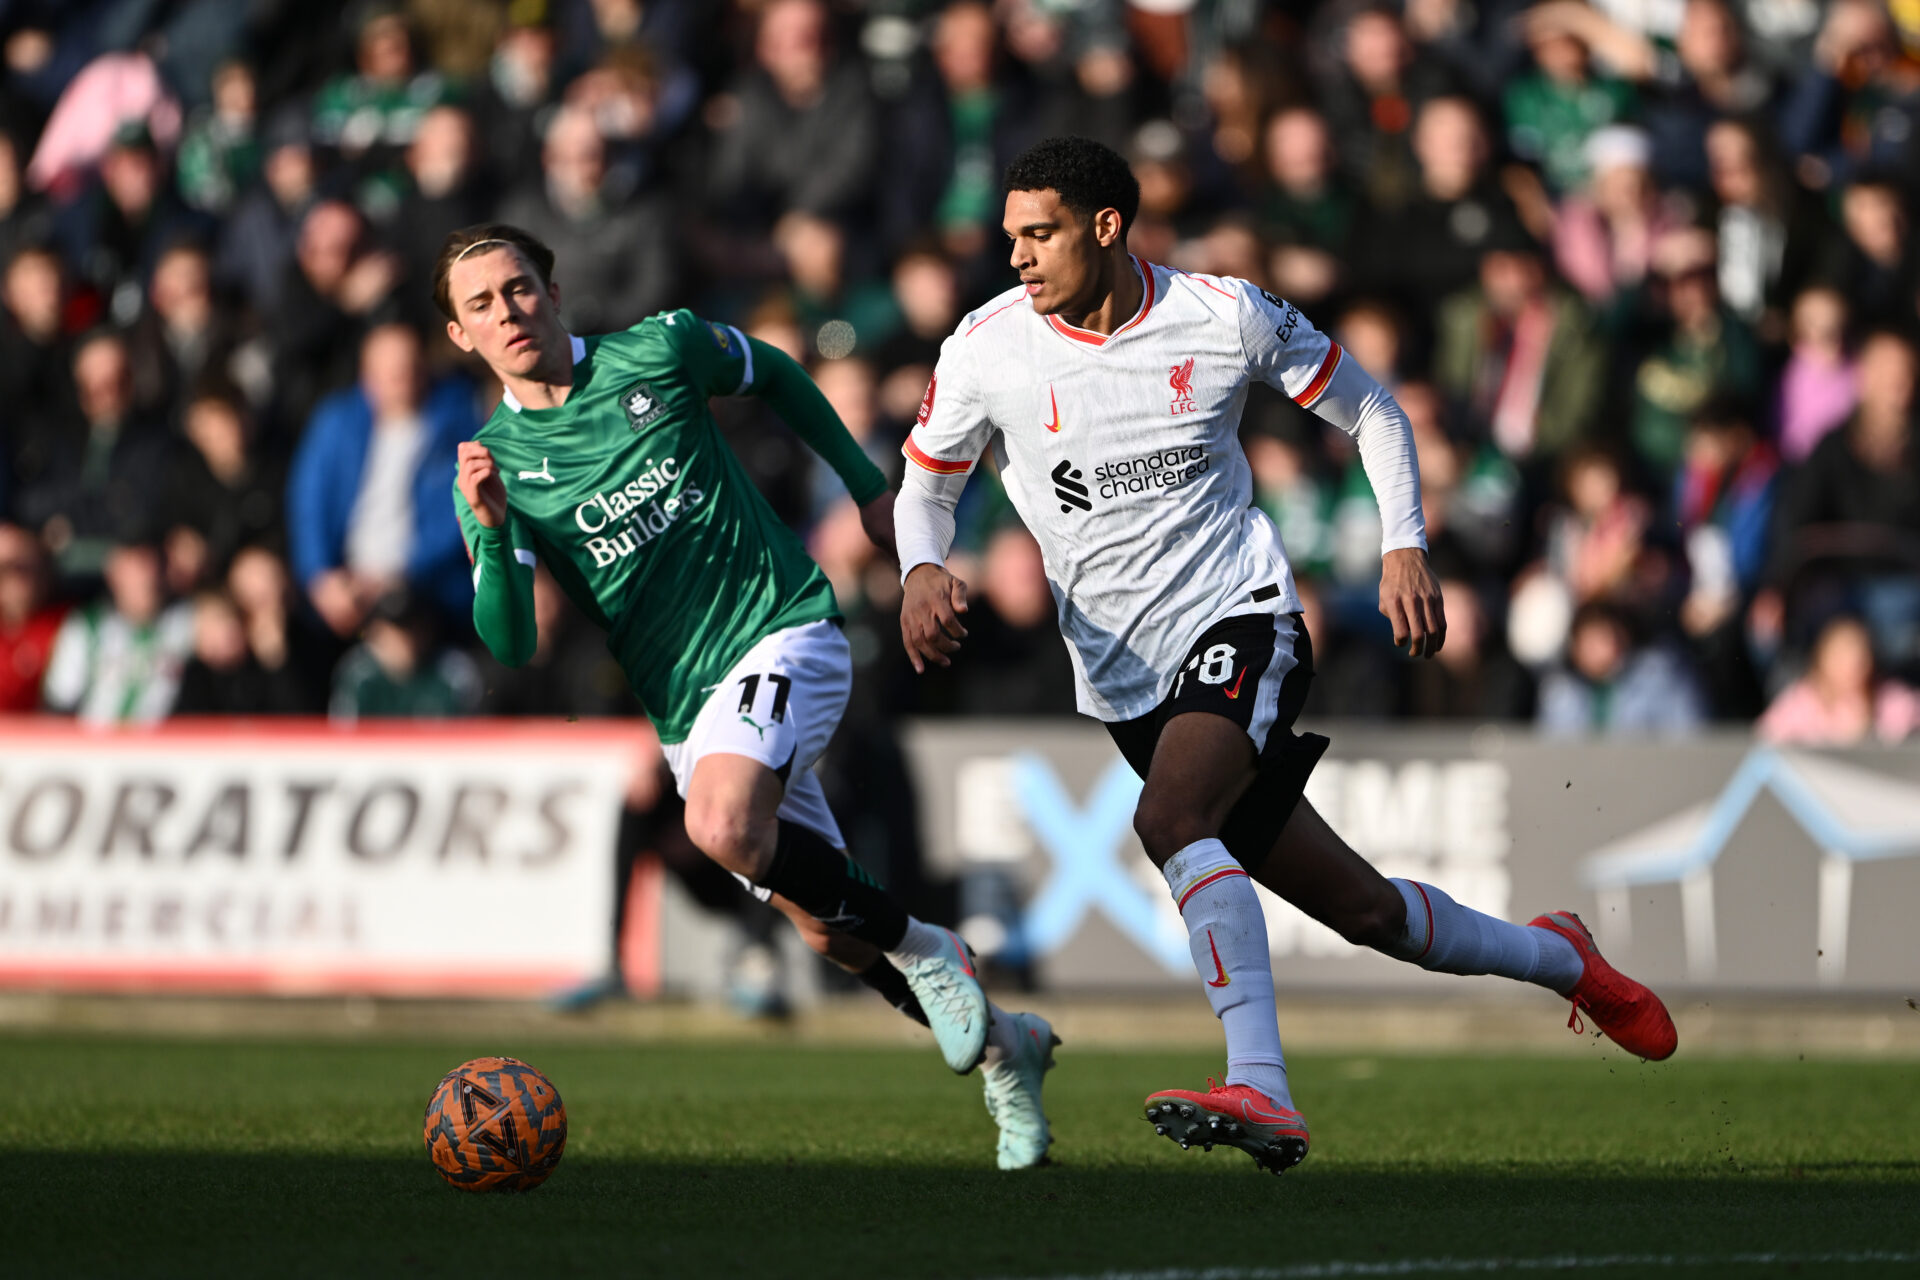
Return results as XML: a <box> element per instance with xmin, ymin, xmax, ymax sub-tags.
<box><xmin>982</xmin><ymin>1002</ymin><xmax>1021</xmax><ymax>1066</ymax></box>
<box><xmin>1162</xmin><ymin>838</ymin><xmax>1293</xmax><ymax>1110</ymax></box>
<box><xmin>1385</xmin><ymin>879</ymin><xmax>1583</xmax><ymax>994</ymax></box>
<box><xmin>884</xmin><ymin>917</ymin><xmax>956</xmax><ymax>969</ymax></box>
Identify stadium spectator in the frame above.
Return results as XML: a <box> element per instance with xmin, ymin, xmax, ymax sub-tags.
<box><xmin>1540</xmin><ymin>445</ymin><xmax>1657</xmax><ymax>609</ymax></box>
<box><xmin>24</xmin><ymin>50</ymin><xmax>182</xmax><ymax>202</ymax></box>
<box><xmin>172</xmin><ymin>585</ymin><xmax>315</xmax><ymax>715</ymax></box>
<box><xmin>269</xmin><ymin>199</ymin><xmax>402</xmax><ymax>443</ymax></box>
<box><xmin>1703</xmin><ymin>117</ymin><xmax>1832</xmax><ymax>334</ymax></box>
<box><xmin>1551</xmin><ymin>126</ymin><xmax>1682</xmax><ymax>316</ymax></box>
<box><xmin>1362</xmin><ymin>95</ymin><xmax>1525</xmax><ymax>317</ymax></box>
<box><xmin>497</xmin><ymin>104</ymin><xmax>674</xmax><ymax>335</ymax></box>
<box><xmin>55</xmin><ymin>120</ymin><xmax>207</xmax><ymax>326</ymax></box>
<box><xmin>1675</xmin><ymin>397</ymin><xmax>1777</xmax><ymax>717</ymax></box>
<box><xmin>1776</xmin><ymin>285</ymin><xmax>1858</xmax><ymax>464</ymax></box>
<box><xmin>1403</xmin><ymin>575</ymin><xmax>1535</xmax><ymax>720</ymax></box>
<box><xmin>1537</xmin><ymin>600</ymin><xmax>1707</xmax><ymax>735</ymax></box>
<box><xmin>1318</xmin><ymin>5</ymin><xmax>1452</xmax><ymax>215</ymax></box>
<box><xmin>467</xmin><ymin>8</ymin><xmax>562</xmax><ymax>189</ymax></box>
<box><xmin>15</xmin><ymin>330</ymin><xmax>173</xmax><ymax>581</ymax></box>
<box><xmin>161</xmin><ymin>389</ymin><xmax>285</xmax><ymax>591</ymax></box>
<box><xmin>0</xmin><ymin>522</ymin><xmax>67</xmax><ymax>712</ymax></box>
<box><xmin>768</xmin><ymin>210</ymin><xmax>897</xmax><ymax>360</ymax></box>
<box><xmin>884</xmin><ymin>0</ymin><xmax>1037</xmax><ymax>262</ymax></box>
<box><xmin>225</xmin><ymin>545</ymin><xmax>331</xmax><ymax>712</ymax></box>
<box><xmin>216</xmin><ymin>109</ymin><xmax>318</xmax><ymax>317</ymax></box>
<box><xmin>175</xmin><ymin>59</ymin><xmax>261</xmax><ymax>216</ymax></box>
<box><xmin>386</xmin><ymin>105</ymin><xmax>488</xmax><ymax>324</ymax></box>
<box><xmin>1781</xmin><ymin>0</ymin><xmax>1913</xmax><ymax>188</ymax></box>
<box><xmin>0</xmin><ymin>245</ymin><xmax>77</xmax><ymax>472</ymax></box>
<box><xmin>125</xmin><ymin>240</ymin><xmax>250</xmax><ymax>425</ymax></box>
<box><xmin>707</xmin><ymin>0</ymin><xmax>879</xmax><ymax>233</ymax></box>
<box><xmin>1628</xmin><ymin>225</ymin><xmax>1761</xmax><ymax>478</ymax></box>
<box><xmin>41</xmin><ymin>533</ymin><xmax>194</xmax><ymax>725</ymax></box>
<box><xmin>309</xmin><ymin>6</ymin><xmax>449</xmax><ymax>165</ymax></box>
<box><xmin>327</xmin><ymin>588</ymin><xmax>480</xmax><ymax>721</ymax></box>
<box><xmin>285</xmin><ymin>322</ymin><xmax>475</xmax><ymax>639</ymax></box>
<box><xmin>1831</xmin><ymin>173</ymin><xmax>1918</xmax><ymax>332</ymax></box>
<box><xmin>871</xmin><ymin>245</ymin><xmax>962</xmax><ymax>422</ymax></box>
<box><xmin>1503</xmin><ymin>1</ymin><xmax>1635</xmax><ymax>195</ymax></box>
<box><xmin>1433</xmin><ymin>235</ymin><xmax>1605</xmax><ymax>462</ymax></box>
<box><xmin>1255</xmin><ymin>106</ymin><xmax>1354</xmax><ymax>303</ymax></box>
<box><xmin>1772</xmin><ymin>330</ymin><xmax>1920</xmax><ymax>663</ymax></box>
<box><xmin>1758</xmin><ymin>614</ymin><xmax>1920</xmax><ymax>745</ymax></box>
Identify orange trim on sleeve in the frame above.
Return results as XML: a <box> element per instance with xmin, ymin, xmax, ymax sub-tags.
<box><xmin>903</xmin><ymin>436</ymin><xmax>972</xmax><ymax>475</ymax></box>
<box><xmin>1293</xmin><ymin>341</ymin><xmax>1343</xmax><ymax>407</ymax></box>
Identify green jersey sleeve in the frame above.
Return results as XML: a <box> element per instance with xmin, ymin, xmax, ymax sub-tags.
<box><xmin>661</xmin><ymin>310</ymin><xmax>888</xmax><ymax>505</ymax></box>
<box><xmin>453</xmin><ymin>484</ymin><xmax>538</xmax><ymax>667</ymax></box>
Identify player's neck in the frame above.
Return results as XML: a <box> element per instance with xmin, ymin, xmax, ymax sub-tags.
<box><xmin>1058</xmin><ymin>251</ymin><xmax>1143</xmax><ymax>336</ymax></box>
<box><xmin>501</xmin><ymin>331</ymin><xmax>579</xmax><ymax>411</ymax></box>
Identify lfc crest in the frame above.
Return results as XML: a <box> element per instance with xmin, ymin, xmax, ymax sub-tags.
<box><xmin>1169</xmin><ymin>357</ymin><xmax>1197</xmax><ymax>415</ymax></box>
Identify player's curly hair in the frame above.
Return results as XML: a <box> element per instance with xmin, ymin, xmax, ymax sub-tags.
<box><xmin>1004</xmin><ymin>136</ymin><xmax>1140</xmax><ymax>241</ymax></box>
<box><xmin>432</xmin><ymin>223</ymin><xmax>557</xmax><ymax>322</ymax></box>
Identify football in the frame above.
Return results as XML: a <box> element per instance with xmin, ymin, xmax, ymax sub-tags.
<box><xmin>422</xmin><ymin>1056</ymin><xmax>568</xmax><ymax>1192</ymax></box>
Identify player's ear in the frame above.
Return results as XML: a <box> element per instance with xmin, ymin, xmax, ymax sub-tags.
<box><xmin>1092</xmin><ymin>207</ymin><xmax>1124</xmax><ymax>249</ymax></box>
<box><xmin>547</xmin><ymin>279</ymin><xmax>562</xmax><ymax>312</ymax></box>
<box><xmin>445</xmin><ymin>318</ymin><xmax>475</xmax><ymax>354</ymax></box>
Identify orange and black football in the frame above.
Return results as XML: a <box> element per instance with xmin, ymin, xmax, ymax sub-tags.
<box><xmin>423</xmin><ymin>1056</ymin><xmax>567</xmax><ymax>1192</ymax></box>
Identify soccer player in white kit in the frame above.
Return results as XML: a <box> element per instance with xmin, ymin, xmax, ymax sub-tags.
<box><xmin>894</xmin><ymin>137</ymin><xmax>1677</xmax><ymax>1174</ymax></box>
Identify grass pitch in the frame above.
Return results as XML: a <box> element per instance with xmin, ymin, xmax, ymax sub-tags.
<box><xmin>2</xmin><ymin>1033</ymin><xmax>1916</xmax><ymax>1279</ymax></box>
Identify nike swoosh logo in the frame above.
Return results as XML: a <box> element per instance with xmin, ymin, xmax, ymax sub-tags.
<box><xmin>1043</xmin><ymin>385</ymin><xmax>1061</xmax><ymax>433</ymax></box>
<box><xmin>1205</xmin><ymin>930</ymin><xmax>1230</xmax><ymax>987</ymax></box>
<box><xmin>949</xmin><ymin>930</ymin><xmax>976</xmax><ymax>978</ymax></box>
<box><xmin>1223</xmin><ymin>667</ymin><xmax>1248</xmax><ymax>700</ymax></box>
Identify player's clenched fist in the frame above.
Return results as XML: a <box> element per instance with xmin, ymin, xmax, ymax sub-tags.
<box><xmin>457</xmin><ymin>440</ymin><xmax>508</xmax><ymax>528</ymax></box>
<box><xmin>901</xmin><ymin>563</ymin><xmax>970</xmax><ymax>674</ymax></box>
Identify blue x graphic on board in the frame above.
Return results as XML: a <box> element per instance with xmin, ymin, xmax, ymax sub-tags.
<box><xmin>1009</xmin><ymin>752</ymin><xmax>1191</xmax><ymax>974</ymax></box>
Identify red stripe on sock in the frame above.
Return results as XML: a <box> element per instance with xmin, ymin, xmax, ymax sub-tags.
<box><xmin>1411</xmin><ymin>881</ymin><xmax>1435</xmax><ymax>961</ymax></box>
<box><xmin>1177</xmin><ymin>867</ymin><xmax>1248</xmax><ymax>914</ymax></box>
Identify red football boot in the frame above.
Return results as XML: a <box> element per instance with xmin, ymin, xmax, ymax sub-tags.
<box><xmin>1531</xmin><ymin>910</ymin><xmax>1678</xmax><ymax>1061</ymax></box>
<box><xmin>1143</xmin><ymin>1079</ymin><xmax>1310</xmax><ymax>1175</ymax></box>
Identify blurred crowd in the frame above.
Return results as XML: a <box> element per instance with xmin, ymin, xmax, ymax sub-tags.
<box><xmin>2</xmin><ymin>0</ymin><xmax>1919</xmax><ymax>752</ymax></box>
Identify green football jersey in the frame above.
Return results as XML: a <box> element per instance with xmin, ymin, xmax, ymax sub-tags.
<box><xmin>453</xmin><ymin>311</ymin><xmax>849</xmax><ymax>743</ymax></box>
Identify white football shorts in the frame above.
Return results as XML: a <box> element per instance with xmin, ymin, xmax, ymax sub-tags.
<box><xmin>660</xmin><ymin>620</ymin><xmax>850</xmax><ymax>900</ymax></box>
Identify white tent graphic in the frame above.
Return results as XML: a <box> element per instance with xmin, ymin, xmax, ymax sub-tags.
<box><xmin>1579</xmin><ymin>749</ymin><xmax>1920</xmax><ymax>983</ymax></box>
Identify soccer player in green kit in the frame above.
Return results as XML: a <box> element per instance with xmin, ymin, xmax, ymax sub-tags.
<box><xmin>436</xmin><ymin>224</ymin><xmax>1057</xmax><ymax>1169</ymax></box>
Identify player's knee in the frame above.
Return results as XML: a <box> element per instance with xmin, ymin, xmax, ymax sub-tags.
<box><xmin>683</xmin><ymin>800</ymin><xmax>771</xmax><ymax>880</ymax></box>
<box><xmin>1132</xmin><ymin>797</ymin><xmax>1212</xmax><ymax>867</ymax></box>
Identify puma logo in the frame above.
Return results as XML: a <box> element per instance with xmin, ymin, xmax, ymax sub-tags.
<box><xmin>517</xmin><ymin>457</ymin><xmax>555</xmax><ymax>483</ymax></box>
<box><xmin>740</xmin><ymin>714</ymin><xmax>769</xmax><ymax>739</ymax></box>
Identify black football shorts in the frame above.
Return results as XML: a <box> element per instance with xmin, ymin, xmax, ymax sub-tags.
<box><xmin>1105</xmin><ymin>611</ymin><xmax>1329</xmax><ymax>870</ymax></box>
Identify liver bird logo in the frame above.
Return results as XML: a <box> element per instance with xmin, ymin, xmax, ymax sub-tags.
<box><xmin>1169</xmin><ymin>357</ymin><xmax>1194</xmax><ymax>395</ymax></box>
<box><xmin>1169</xmin><ymin>357</ymin><xmax>1197</xmax><ymax>414</ymax></box>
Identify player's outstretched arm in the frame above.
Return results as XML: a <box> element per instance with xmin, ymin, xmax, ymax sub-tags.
<box><xmin>456</xmin><ymin>440</ymin><xmax>539</xmax><ymax>667</ymax></box>
<box><xmin>745</xmin><ymin>337</ymin><xmax>895</xmax><ymax>555</ymax></box>
<box><xmin>1298</xmin><ymin>348</ymin><xmax>1446</xmax><ymax>657</ymax></box>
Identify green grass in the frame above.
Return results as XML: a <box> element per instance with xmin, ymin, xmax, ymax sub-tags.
<box><xmin>1</xmin><ymin>1035</ymin><xmax>1916</xmax><ymax>1279</ymax></box>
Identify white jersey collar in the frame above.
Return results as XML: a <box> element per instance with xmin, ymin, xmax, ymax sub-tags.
<box><xmin>500</xmin><ymin>333</ymin><xmax>588</xmax><ymax>413</ymax></box>
<box><xmin>1043</xmin><ymin>256</ymin><xmax>1157</xmax><ymax>349</ymax></box>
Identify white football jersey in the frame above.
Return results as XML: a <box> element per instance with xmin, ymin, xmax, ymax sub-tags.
<box><xmin>902</xmin><ymin>257</ymin><xmax>1424</xmax><ymax>723</ymax></box>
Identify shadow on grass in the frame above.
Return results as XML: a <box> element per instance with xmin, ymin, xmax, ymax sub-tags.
<box><xmin>7</xmin><ymin>1151</ymin><xmax>1919</xmax><ymax>1279</ymax></box>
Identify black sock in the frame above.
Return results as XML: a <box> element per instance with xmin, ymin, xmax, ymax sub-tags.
<box><xmin>857</xmin><ymin>958</ymin><xmax>928</xmax><ymax>1026</ymax></box>
<box><xmin>758</xmin><ymin>821</ymin><xmax>909</xmax><ymax>951</ymax></box>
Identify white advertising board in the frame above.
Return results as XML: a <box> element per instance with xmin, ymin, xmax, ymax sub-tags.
<box><xmin>0</xmin><ymin>719</ymin><xmax>646</xmax><ymax>995</ymax></box>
